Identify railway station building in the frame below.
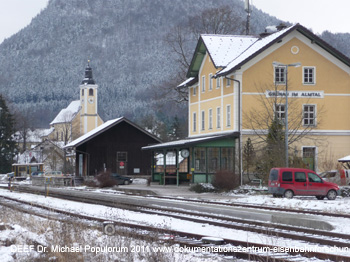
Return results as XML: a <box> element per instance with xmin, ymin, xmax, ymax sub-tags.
<box><xmin>144</xmin><ymin>23</ymin><xmax>350</xmax><ymax>184</ymax></box>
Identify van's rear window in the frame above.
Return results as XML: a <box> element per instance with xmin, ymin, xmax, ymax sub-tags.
<box><xmin>269</xmin><ymin>169</ymin><xmax>278</xmax><ymax>181</ymax></box>
<box><xmin>282</xmin><ymin>171</ymin><xmax>293</xmax><ymax>182</ymax></box>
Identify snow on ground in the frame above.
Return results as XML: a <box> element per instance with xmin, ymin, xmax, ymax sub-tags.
<box><xmin>1</xmin><ymin>187</ymin><xmax>350</xmax><ymax>262</ymax></box>
<box><xmin>2</xmin><ymin>177</ymin><xmax>350</xmax><ymax>261</ymax></box>
<box><xmin>225</xmin><ymin>186</ymin><xmax>350</xmax><ymax>214</ymax></box>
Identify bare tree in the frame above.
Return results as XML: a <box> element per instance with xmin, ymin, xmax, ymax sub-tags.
<box><xmin>163</xmin><ymin>6</ymin><xmax>245</xmax><ymax>103</ymax></box>
<box><xmin>52</xmin><ymin>111</ymin><xmax>79</xmax><ymax>173</ymax></box>
<box><xmin>13</xmin><ymin>108</ymin><xmax>38</xmax><ymax>153</ymax></box>
<box><xmin>243</xmin><ymin>82</ymin><xmax>325</xmax><ymax>179</ymax></box>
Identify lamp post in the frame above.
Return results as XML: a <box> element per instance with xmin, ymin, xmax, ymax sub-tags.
<box><xmin>272</xmin><ymin>61</ymin><xmax>301</xmax><ymax>167</ymax></box>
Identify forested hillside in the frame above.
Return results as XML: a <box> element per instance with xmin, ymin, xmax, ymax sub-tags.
<box><xmin>0</xmin><ymin>0</ymin><xmax>348</xmax><ymax>138</ymax></box>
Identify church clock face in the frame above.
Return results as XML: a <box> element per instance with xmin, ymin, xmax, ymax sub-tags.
<box><xmin>88</xmin><ymin>97</ymin><xmax>94</xmax><ymax>104</ymax></box>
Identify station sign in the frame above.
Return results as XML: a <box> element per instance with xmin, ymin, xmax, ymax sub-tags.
<box><xmin>265</xmin><ymin>90</ymin><xmax>324</xmax><ymax>98</ymax></box>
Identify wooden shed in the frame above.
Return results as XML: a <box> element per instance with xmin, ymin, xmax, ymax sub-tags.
<box><xmin>65</xmin><ymin>117</ymin><xmax>161</xmax><ymax>177</ymax></box>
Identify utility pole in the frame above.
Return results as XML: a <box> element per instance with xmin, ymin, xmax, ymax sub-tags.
<box><xmin>245</xmin><ymin>0</ymin><xmax>252</xmax><ymax>35</ymax></box>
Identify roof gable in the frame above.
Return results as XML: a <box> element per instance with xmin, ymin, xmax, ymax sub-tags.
<box><xmin>201</xmin><ymin>34</ymin><xmax>258</xmax><ymax>68</ymax></box>
<box><xmin>186</xmin><ymin>24</ymin><xmax>350</xmax><ymax>79</ymax></box>
<box><xmin>65</xmin><ymin>117</ymin><xmax>162</xmax><ymax>148</ymax></box>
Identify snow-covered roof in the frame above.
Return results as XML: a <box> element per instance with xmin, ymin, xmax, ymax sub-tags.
<box><xmin>142</xmin><ymin>132</ymin><xmax>238</xmax><ymax>150</ymax></box>
<box><xmin>13</xmin><ymin>128</ymin><xmax>54</xmax><ymax>143</ymax></box>
<box><xmin>217</xmin><ymin>25</ymin><xmax>294</xmax><ymax>76</ymax></box>
<box><xmin>177</xmin><ymin>77</ymin><xmax>196</xmax><ymax>88</ymax></box>
<box><xmin>50</xmin><ymin>100</ymin><xmax>81</xmax><ymax>125</ymax></box>
<box><xmin>15</xmin><ymin>139</ymin><xmax>64</xmax><ymax>164</ymax></box>
<box><xmin>338</xmin><ymin>155</ymin><xmax>350</xmax><ymax>162</ymax></box>
<box><xmin>36</xmin><ymin>128</ymin><xmax>55</xmax><ymax>137</ymax></box>
<box><xmin>65</xmin><ymin>117</ymin><xmax>161</xmax><ymax>149</ymax></box>
<box><xmin>201</xmin><ymin>34</ymin><xmax>258</xmax><ymax>67</ymax></box>
<box><xmin>65</xmin><ymin>117</ymin><xmax>123</xmax><ymax>148</ymax></box>
<box><xmin>185</xmin><ymin>23</ymin><xmax>350</xmax><ymax>80</ymax></box>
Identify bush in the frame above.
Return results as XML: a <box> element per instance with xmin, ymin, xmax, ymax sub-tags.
<box><xmin>212</xmin><ymin>170</ymin><xmax>240</xmax><ymax>192</ymax></box>
<box><xmin>189</xmin><ymin>183</ymin><xmax>216</xmax><ymax>193</ymax></box>
<box><xmin>95</xmin><ymin>171</ymin><xmax>118</xmax><ymax>188</ymax></box>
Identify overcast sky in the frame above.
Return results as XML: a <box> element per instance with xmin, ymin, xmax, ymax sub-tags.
<box><xmin>0</xmin><ymin>0</ymin><xmax>349</xmax><ymax>44</ymax></box>
<box><xmin>251</xmin><ymin>0</ymin><xmax>350</xmax><ymax>34</ymax></box>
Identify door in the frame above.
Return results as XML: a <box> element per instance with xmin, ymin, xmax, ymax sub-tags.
<box><xmin>293</xmin><ymin>171</ymin><xmax>308</xmax><ymax>195</ymax></box>
<box><xmin>303</xmin><ymin>147</ymin><xmax>316</xmax><ymax>171</ymax></box>
<box><xmin>307</xmin><ymin>172</ymin><xmax>327</xmax><ymax>195</ymax></box>
<box><xmin>117</xmin><ymin>151</ymin><xmax>128</xmax><ymax>176</ymax></box>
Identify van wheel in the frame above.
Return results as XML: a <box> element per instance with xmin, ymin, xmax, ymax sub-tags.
<box><xmin>124</xmin><ymin>180</ymin><xmax>130</xmax><ymax>185</ymax></box>
<box><xmin>284</xmin><ymin>190</ymin><xmax>294</xmax><ymax>199</ymax></box>
<box><xmin>316</xmin><ymin>196</ymin><xmax>325</xmax><ymax>200</ymax></box>
<box><xmin>327</xmin><ymin>190</ymin><xmax>337</xmax><ymax>200</ymax></box>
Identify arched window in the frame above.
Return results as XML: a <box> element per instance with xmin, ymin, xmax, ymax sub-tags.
<box><xmin>89</xmin><ymin>88</ymin><xmax>93</xmax><ymax>96</ymax></box>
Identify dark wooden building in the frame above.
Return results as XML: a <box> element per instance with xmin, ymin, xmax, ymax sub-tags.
<box><xmin>65</xmin><ymin>117</ymin><xmax>161</xmax><ymax>177</ymax></box>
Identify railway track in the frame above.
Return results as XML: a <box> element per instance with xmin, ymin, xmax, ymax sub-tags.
<box><xmin>149</xmin><ymin>195</ymin><xmax>350</xmax><ymax>219</ymax></box>
<box><xmin>4</xmin><ymin>182</ymin><xmax>350</xmax><ymax>219</ymax></box>
<box><xmin>1</xmin><ymin>195</ymin><xmax>348</xmax><ymax>262</ymax></box>
<box><xmin>2</xmin><ymin>186</ymin><xmax>350</xmax><ymax>261</ymax></box>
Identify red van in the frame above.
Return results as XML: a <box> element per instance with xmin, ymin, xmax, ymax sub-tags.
<box><xmin>268</xmin><ymin>167</ymin><xmax>340</xmax><ymax>200</ymax></box>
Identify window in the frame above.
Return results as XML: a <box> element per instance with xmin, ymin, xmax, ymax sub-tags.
<box><xmin>308</xmin><ymin>172</ymin><xmax>322</xmax><ymax>183</ymax></box>
<box><xmin>194</xmin><ymin>148</ymin><xmax>206</xmax><ymax>172</ymax></box>
<box><xmin>275</xmin><ymin>66</ymin><xmax>286</xmax><ymax>84</ymax></box>
<box><xmin>117</xmin><ymin>152</ymin><xmax>128</xmax><ymax>162</ymax></box>
<box><xmin>217</xmin><ymin>107</ymin><xmax>221</xmax><ymax>128</ymax></box>
<box><xmin>193</xmin><ymin>112</ymin><xmax>197</xmax><ymax>132</ymax></box>
<box><xmin>303</xmin><ymin>105</ymin><xmax>316</xmax><ymax>126</ymax></box>
<box><xmin>282</xmin><ymin>171</ymin><xmax>292</xmax><ymax>182</ymax></box>
<box><xmin>193</xmin><ymin>86</ymin><xmax>197</xmax><ymax>96</ymax></box>
<box><xmin>269</xmin><ymin>169</ymin><xmax>278</xmax><ymax>181</ymax></box>
<box><xmin>209</xmin><ymin>74</ymin><xmax>213</xmax><ymax>91</ymax></box>
<box><xmin>89</xmin><ymin>88</ymin><xmax>94</xmax><ymax>96</ymax></box>
<box><xmin>226</xmin><ymin>105</ymin><xmax>231</xmax><ymax>127</ymax></box>
<box><xmin>275</xmin><ymin>104</ymin><xmax>285</xmax><ymax>123</ymax></box>
<box><xmin>201</xmin><ymin>111</ymin><xmax>205</xmax><ymax>130</ymax></box>
<box><xmin>295</xmin><ymin>172</ymin><xmax>306</xmax><ymax>182</ymax></box>
<box><xmin>226</xmin><ymin>77</ymin><xmax>231</xmax><ymax>87</ymax></box>
<box><xmin>82</xmin><ymin>89</ymin><xmax>84</xmax><ymax>96</ymax></box>
<box><xmin>208</xmin><ymin>148</ymin><xmax>219</xmax><ymax>173</ymax></box>
<box><xmin>202</xmin><ymin>76</ymin><xmax>205</xmax><ymax>92</ymax></box>
<box><xmin>208</xmin><ymin>109</ymin><xmax>213</xmax><ymax>129</ymax></box>
<box><xmin>221</xmin><ymin>148</ymin><xmax>234</xmax><ymax>171</ymax></box>
<box><xmin>303</xmin><ymin>67</ymin><xmax>315</xmax><ymax>84</ymax></box>
<box><xmin>216</xmin><ymin>77</ymin><xmax>220</xmax><ymax>89</ymax></box>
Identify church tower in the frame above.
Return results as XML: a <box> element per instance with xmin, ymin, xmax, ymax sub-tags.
<box><xmin>80</xmin><ymin>61</ymin><xmax>100</xmax><ymax>135</ymax></box>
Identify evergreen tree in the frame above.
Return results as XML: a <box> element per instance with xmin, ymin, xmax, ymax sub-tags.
<box><xmin>243</xmin><ymin>137</ymin><xmax>255</xmax><ymax>180</ymax></box>
<box><xmin>0</xmin><ymin>95</ymin><xmax>17</xmax><ymax>173</ymax></box>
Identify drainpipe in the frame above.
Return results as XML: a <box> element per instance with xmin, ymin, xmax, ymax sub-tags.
<box><xmin>225</xmin><ymin>76</ymin><xmax>242</xmax><ymax>186</ymax></box>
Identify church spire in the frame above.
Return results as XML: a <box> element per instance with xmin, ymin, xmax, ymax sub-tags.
<box><xmin>81</xmin><ymin>60</ymin><xmax>96</xmax><ymax>85</ymax></box>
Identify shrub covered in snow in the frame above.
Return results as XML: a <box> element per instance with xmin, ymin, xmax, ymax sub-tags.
<box><xmin>189</xmin><ymin>183</ymin><xmax>216</xmax><ymax>193</ymax></box>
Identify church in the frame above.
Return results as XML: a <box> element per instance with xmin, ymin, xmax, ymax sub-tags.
<box><xmin>47</xmin><ymin>61</ymin><xmax>104</xmax><ymax>143</ymax></box>
<box><xmin>13</xmin><ymin>62</ymin><xmax>104</xmax><ymax>176</ymax></box>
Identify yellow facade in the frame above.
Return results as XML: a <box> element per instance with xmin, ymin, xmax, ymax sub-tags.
<box><xmin>80</xmin><ymin>84</ymin><xmax>104</xmax><ymax>135</ymax></box>
<box><xmin>185</xmin><ymin>25</ymin><xmax>350</xmax><ymax>172</ymax></box>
